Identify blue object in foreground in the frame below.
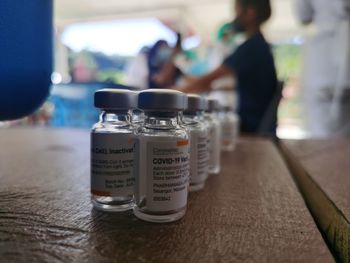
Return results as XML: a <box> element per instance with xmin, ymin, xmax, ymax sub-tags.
<box><xmin>0</xmin><ymin>0</ymin><xmax>53</xmax><ymax>121</ymax></box>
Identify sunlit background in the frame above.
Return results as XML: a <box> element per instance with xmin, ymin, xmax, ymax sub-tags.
<box><xmin>1</xmin><ymin>0</ymin><xmax>307</xmax><ymax>139</ymax></box>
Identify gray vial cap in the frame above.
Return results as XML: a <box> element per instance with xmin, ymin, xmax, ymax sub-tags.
<box><xmin>206</xmin><ymin>98</ymin><xmax>220</xmax><ymax>112</ymax></box>
<box><xmin>94</xmin><ymin>89</ymin><xmax>137</xmax><ymax>110</ymax></box>
<box><xmin>138</xmin><ymin>89</ymin><xmax>187</xmax><ymax>111</ymax></box>
<box><xmin>186</xmin><ymin>94</ymin><xmax>206</xmax><ymax>112</ymax></box>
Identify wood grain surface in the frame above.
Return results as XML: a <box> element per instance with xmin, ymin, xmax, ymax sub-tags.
<box><xmin>0</xmin><ymin>129</ymin><xmax>332</xmax><ymax>263</ymax></box>
<box><xmin>281</xmin><ymin>139</ymin><xmax>350</xmax><ymax>262</ymax></box>
<box><xmin>282</xmin><ymin>139</ymin><xmax>350</xmax><ymax>219</ymax></box>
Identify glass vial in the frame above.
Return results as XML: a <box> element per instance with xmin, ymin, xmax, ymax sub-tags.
<box><xmin>91</xmin><ymin>89</ymin><xmax>137</xmax><ymax>212</ymax></box>
<box><xmin>182</xmin><ymin>94</ymin><xmax>209</xmax><ymax>192</ymax></box>
<box><xmin>219</xmin><ymin>106</ymin><xmax>239</xmax><ymax>152</ymax></box>
<box><xmin>134</xmin><ymin>89</ymin><xmax>189</xmax><ymax>223</ymax></box>
<box><xmin>205</xmin><ymin>98</ymin><xmax>222</xmax><ymax>175</ymax></box>
<box><xmin>132</xmin><ymin>109</ymin><xmax>145</xmax><ymax>127</ymax></box>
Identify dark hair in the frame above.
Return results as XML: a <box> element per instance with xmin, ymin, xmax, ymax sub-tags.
<box><xmin>238</xmin><ymin>0</ymin><xmax>272</xmax><ymax>24</ymax></box>
<box><xmin>148</xmin><ymin>40</ymin><xmax>168</xmax><ymax>69</ymax></box>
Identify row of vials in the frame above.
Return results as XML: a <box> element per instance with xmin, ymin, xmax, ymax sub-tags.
<box><xmin>91</xmin><ymin>88</ymin><xmax>239</xmax><ymax>223</ymax></box>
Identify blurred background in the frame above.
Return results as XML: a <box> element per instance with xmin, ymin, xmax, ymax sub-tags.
<box><xmin>0</xmin><ymin>0</ymin><xmax>306</xmax><ymax>139</ymax></box>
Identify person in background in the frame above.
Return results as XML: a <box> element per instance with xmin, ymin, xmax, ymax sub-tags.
<box><xmin>124</xmin><ymin>47</ymin><xmax>150</xmax><ymax>90</ymax></box>
<box><xmin>207</xmin><ymin>21</ymin><xmax>246</xmax><ymax>108</ymax></box>
<box><xmin>72</xmin><ymin>51</ymin><xmax>98</xmax><ymax>83</ymax></box>
<box><xmin>207</xmin><ymin>22</ymin><xmax>237</xmax><ymax>109</ymax></box>
<box><xmin>208</xmin><ymin>22</ymin><xmax>236</xmax><ymax>69</ymax></box>
<box><xmin>296</xmin><ymin>0</ymin><xmax>350</xmax><ymax>138</ymax></box>
<box><xmin>147</xmin><ymin>36</ymin><xmax>183</xmax><ymax>89</ymax></box>
<box><xmin>177</xmin><ymin>0</ymin><xmax>278</xmax><ymax>136</ymax></box>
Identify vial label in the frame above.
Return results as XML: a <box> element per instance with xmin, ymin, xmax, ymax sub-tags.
<box><xmin>209</xmin><ymin>125</ymin><xmax>217</xmax><ymax>166</ymax></box>
<box><xmin>146</xmin><ymin>140</ymin><xmax>189</xmax><ymax>212</ymax></box>
<box><xmin>189</xmin><ymin>130</ymin><xmax>208</xmax><ymax>184</ymax></box>
<box><xmin>209</xmin><ymin>123</ymin><xmax>221</xmax><ymax>168</ymax></box>
<box><xmin>206</xmin><ymin>127</ymin><xmax>212</xmax><ymax>165</ymax></box>
<box><xmin>91</xmin><ymin>133</ymin><xmax>135</xmax><ymax>197</ymax></box>
<box><xmin>221</xmin><ymin>120</ymin><xmax>237</xmax><ymax>146</ymax></box>
<box><xmin>207</xmin><ymin>126</ymin><xmax>214</xmax><ymax>161</ymax></box>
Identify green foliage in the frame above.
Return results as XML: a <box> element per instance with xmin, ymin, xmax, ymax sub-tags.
<box><xmin>273</xmin><ymin>44</ymin><xmax>302</xmax><ymax>80</ymax></box>
<box><xmin>95</xmin><ymin>70</ymin><xmax>123</xmax><ymax>83</ymax></box>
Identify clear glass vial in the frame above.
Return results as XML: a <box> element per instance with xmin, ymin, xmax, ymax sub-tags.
<box><xmin>132</xmin><ymin>91</ymin><xmax>146</xmax><ymax>127</ymax></box>
<box><xmin>91</xmin><ymin>89</ymin><xmax>137</xmax><ymax>212</ymax></box>
<box><xmin>132</xmin><ymin>109</ymin><xmax>146</xmax><ymax>127</ymax></box>
<box><xmin>219</xmin><ymin>106</ymin><xmax>240</xmax><ymax>152</ymax></box>
<box><xmin>134</xmin><ymin>89</ymin><xmax>189</xmax><ymax>223</ymax></box>
<box><xmin>182</xmin><ymin>94</ymin><xmax>209</xmax><ymax>192</ymax></box>
<box><xmin>205</xmin><ymin>98</ymin><xmax>222</xmax><ymax>175</ymax></box>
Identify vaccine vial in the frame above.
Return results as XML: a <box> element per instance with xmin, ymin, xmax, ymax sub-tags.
<box><xmin>205</xmin><ymin>98</ymin><xmax>222</xmax><ymax>175</ymax></box>
<box><xmin>91</xmin><ymin>89</ymin><xmax>137</xmax><ymax>212</ymax></box>
<box><xmin>182</xmin><ymin>94</ymin><xmax>209</xmax><ymax>192</ymax></box>
<box><xmin>132</xmin><ymin>109</ymin><xmax>145</xmax><ymax>127</ymax></box>
<box><xmin>132</xmin><ymin>91</ymin><xmax>146</xmax><ymax>127</ymax></box>
<box><xmin>134</xmin><ymin>89</ymin><xmax>189</xmax><ymax>223</ymax></box>
<box><xmin>220</xmin><ymin>106</ymin><xmax>239</xmax><ymax>152</ymax></box>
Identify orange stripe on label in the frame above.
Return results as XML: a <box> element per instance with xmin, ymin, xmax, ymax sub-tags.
<box><xmin>177</xmin><ymin>140</ymin><xmax>189</xmax><ymax>147</ymax></box>
<box><xmin>91</xmin><ymin>190</ymin><xmax>111</xmax><ymax>196</ymax></box>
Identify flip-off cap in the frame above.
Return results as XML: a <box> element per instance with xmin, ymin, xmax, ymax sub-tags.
<box><xmin>138</xmin><ymin>89</ymin><xmax>187</xmax><ymax>111</ymax></box>
<box><xmin>94</xmin><ymin>89</ymin><xmax>137</xmax><ymax>109</ymax></box>
<box><xmin>206</xmin><ymin>98</ymin><xmax>220</xmax><ymax>112</ymax></box>
<box><xmin>186</xmin><ymin>94</ymin><xmax>206</xmax><ymax>112</ymax></box>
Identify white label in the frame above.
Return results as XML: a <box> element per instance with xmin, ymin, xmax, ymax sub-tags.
<box><xmin>209</xmin><ymin>123</ymin><xmax>221</xmax><ymax>168</ymax></box>
<box><xmin>146</xmin><ymin>140</ymin><xmax>189</xmax><ymax>212</ymax></box>
<box><xmin>189</xmin><ymin>129</ymin><xmax>208</xmax><ymax>184</ymax></box>
<box><xmin>208</xmin><ymin>125</ymin><xmax>215</xmax><ymax>165</ymax></box>
<box><xmin>221</xmin><ymin>120</ymin><xmax>237</xmax><ymax>146</ymax></box>
<box><xmin>91</xmin><ymin>133</ymin><xmax>135</xmax><ymax>197</ymax></box>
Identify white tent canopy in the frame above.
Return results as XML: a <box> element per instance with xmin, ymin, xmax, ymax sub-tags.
<box><xmin>55</xmin><ymin>0</ymin><xmax>300</xmax><ymax>43</ymax></box>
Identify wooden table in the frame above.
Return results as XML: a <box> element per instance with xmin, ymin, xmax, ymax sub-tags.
<box><xmin>0</xmin><ymin>129</ymin><xmax>332</xmax><ymax>262</ymax></box>
<box><xmin>281</xmin><ymin>139</ymin><xmax>350</xmax><ymax>262</ymax></box>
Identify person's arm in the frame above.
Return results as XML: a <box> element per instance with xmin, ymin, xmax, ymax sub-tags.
<box><xmin>295</xmin><ymin>0</ymin><xmax>314</xmax><ymax>25</ymax></box>
<box><xmin>177</xmin><ymin>65</ymin><xmax>233</xmax><ymax>93</ymax></box>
